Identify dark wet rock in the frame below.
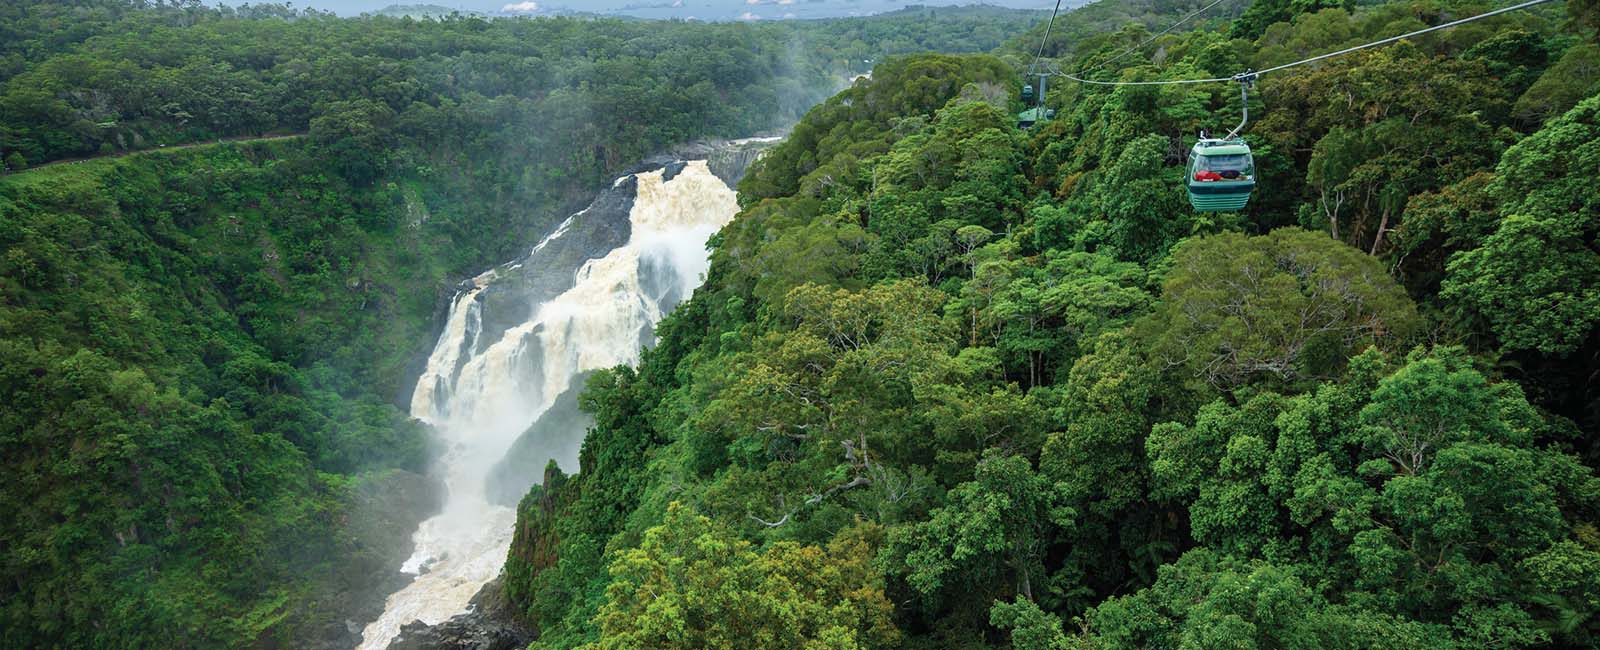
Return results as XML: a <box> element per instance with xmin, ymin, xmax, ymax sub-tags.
<box><xmin>659</xmin><ymin>159</ymin><xmax>688</xmax><ymax>182</ymax></box>
<box><xmin>472</xmin><ymin>174</ymin><xmax>638</xmax><ymax>351</ymax></box>
<box><xmin>706</xmin><ymin>139</ymin><xmax>776</xmax><ymax>187</ymax></box>
<box><xmin>641</xmin><ymin>136</ymin><xmax>783</xmax><ymax>187</ymax></box>
<box><xmin>385</xmin><ymin>576</ymin><xmax>534</xmax><ymax>650</ymax></box>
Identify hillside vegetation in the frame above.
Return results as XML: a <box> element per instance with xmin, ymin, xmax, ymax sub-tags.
<box><xmin>0</xmin><ymin>2</ymin><xmax>1043</xmax><ymax>647</ymax></box>
<box><xmin>504</xmin><ymin>1</ymin><xmax>1600</xmax><ymax>648</ymax></box>
<box><xmin>0</xmin><ymin>138</ymin><xmax>443</xmax><ymax>647</ymax></box>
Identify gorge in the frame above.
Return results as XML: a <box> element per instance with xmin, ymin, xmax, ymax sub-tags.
<box><xmin>5</xmin><ymin>1</ymin><xmax>1598</xmax><ymax>648</ymax></box>
<box><xmin>360</xmin><ymin>156</ymin><xmax>748</xmax><ymax>649</ymax></box>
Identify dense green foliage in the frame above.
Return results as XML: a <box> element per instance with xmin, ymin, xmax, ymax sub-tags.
<box><xmin>506</xmin><ymin>1</ymin><xmax>1599</xmax><ymax>648</ymax></box>
<box><xmin>0</xmin><ymin>142</ymin><xmax>439</xmax><ymax>647</ymax></box>
<box><xmin>5</xmin><ymin>0</ymin><xmax>1598</xmax><ymax>646</ymax></box>
<box><xmin>0</xmin><ymin>2</ymin><xmax>1044</xmax><ymax>647</ymax></box>
<box><xmin>0</xmin><ymin>0</ymin><xmax>1037</xmax><ymax>170</ymax></box>
<box><xmin>1001</xmin><ymin>0</ymin><xmax>1251</xmax><ymax>62</ymax></box>
<box><xmin>583</xmin><ymin>504</ymin><xmax>897</xmax><ymax>650</ymax></box>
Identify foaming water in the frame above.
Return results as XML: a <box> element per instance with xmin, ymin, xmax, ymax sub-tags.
<box><xmin>358</xmin><ymin>161</ymin><xmax>738</xmax><ymax>649</ymax></box>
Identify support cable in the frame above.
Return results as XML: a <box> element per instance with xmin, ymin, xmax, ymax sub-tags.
<box><xmin>1029</xmin><ymin>0</ymin><xmax>1066</xmax><ymax>76</ymax></box>
<box><xmin>1053</xmin><ymin>0</ymin><xmax>1554</xmax><ymax>86</ymax></box>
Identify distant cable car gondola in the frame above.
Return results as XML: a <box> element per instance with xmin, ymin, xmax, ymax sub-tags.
<box><xmin>1021</xmin><ymin>0</ymin><xmax>1061</xmax><ymax>131</ymax></box>
<box><xmin>1017</xmin><ymin>106</ymin><xmax>1055</xmax><ymax>129</ymax></box>
<box><xmin>1018</xmin><ymin>73</ymin><xmax>1054</xmax><ymax>129</ymax></box>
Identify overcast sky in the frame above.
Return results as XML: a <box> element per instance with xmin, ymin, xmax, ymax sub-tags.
<box><xmin>250</xmin><ymin>0</ymin><xmax>1055</xmax><ymax>20</ymax></box>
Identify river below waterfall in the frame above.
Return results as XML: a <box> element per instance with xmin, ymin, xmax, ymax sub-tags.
<box><xmin>357</xmin><ymin>160</ymin><xmax>740</xmax><ymax>649</ymax></box>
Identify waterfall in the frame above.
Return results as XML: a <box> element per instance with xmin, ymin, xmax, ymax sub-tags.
<box><xmin>358</xmin><ymin>161</ymin><xmax>738</xmax><ymax>650</ymax></box>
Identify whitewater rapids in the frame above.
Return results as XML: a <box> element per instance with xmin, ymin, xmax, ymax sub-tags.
<box><xmin>358</xmin><ymin>161</ymin><xmax>738</xmax><ymax>649</ymax></box>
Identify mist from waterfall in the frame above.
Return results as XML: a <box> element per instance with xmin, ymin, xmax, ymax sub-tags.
<box><xmin>358</xmin><ymin>161</ymin><xmax>738</xmax><ymax>649</ymax></box>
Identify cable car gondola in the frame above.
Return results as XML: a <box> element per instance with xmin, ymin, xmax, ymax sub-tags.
<box><xmin>1018</xmin><ymin>74</ymin><xmax>1054</xmax><ymax>129</ymax></box>
<box><xmin>1186</xmin><ymin>72</ymin><xmax>1256</xmax><ymax>212</ymax></box>
<box><xmin>1186</xmin><ymin>137</ymin><xmax>1255</xmax><ymax>211</ymax></box>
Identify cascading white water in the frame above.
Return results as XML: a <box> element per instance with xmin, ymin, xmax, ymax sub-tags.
<box><xmin>358</xmin><ymin>161</ymin><xmax>738</xmax><ymax>649</ymax></box>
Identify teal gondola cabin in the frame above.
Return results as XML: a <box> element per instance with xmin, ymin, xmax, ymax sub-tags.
<box><xmin>1017</xmin><ymin>106</ymin><xmax>1053</xmax><ymax>129</ymax></box>
<box><xmin>1186</xmin><ymin>138</ymin><xmax>1255</xmax><ymax>211</ymax></box>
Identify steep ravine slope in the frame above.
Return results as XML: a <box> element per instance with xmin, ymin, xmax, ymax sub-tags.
<box><xmin>368</xmin><ymin>154</ymin><xmax>764</xmax><ymax>649</ymax></box>
<box><xmin>0</xmin><ymin>140</ymin><xmax>454</xmax><ymax>649</ymax></box>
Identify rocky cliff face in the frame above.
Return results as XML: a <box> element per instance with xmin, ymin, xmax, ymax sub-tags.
<box><xmin>386</xmin><ymin>576</ymin><xmax>534</xmax><ymax>650</ymax></box>
<box><xmin>504</xmin><ymin>462</ymin><xmax>573</xmax><ymax>598</ymax></box>
<box><xmin>707</xmin><ymin>138</ymin><xmax>779</xmax><ymax>186</ymax></box>
<box><xmin>652</xmin><ymin>135</ymin><xmax>781</xmax><ymax>188</ymax></box>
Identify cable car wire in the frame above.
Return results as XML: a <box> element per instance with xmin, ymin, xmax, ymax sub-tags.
<box><xmin>1057</xmin><ymin>69</ymin><xmax>1238</xmax><ymax>84</ymax></box>
<box><xmin>1052</xmin><ymin>0</ymin><xmax>1557</xmax><ymax>86</ymax></box>
<box><xmin>1252</xmin><ymin>0</ymin><xmax>1554</xmax><ymax>75</ymax></box>
<box><xmin>1029</xmin><ymin>0</ymin><xmax>1065</xmax><ymax>75</ymax></box>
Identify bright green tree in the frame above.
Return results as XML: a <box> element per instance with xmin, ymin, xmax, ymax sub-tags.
<box><xmin>1153</xmin><ymin>228</ymin><xmax>1418</xmax><ymax>390</ymax></box>
<box><xmin>888</xmin><ymin>452</ymin><xmax>1075</xmax><ymax>603</ymax></box>
<box><xmin>990</xmin><ymin>596</ymin><xmax>1071</xmax><ymax>650</ymax></box>
<box><xmin>1147</xmin><ymin>347</ymin><xmax>1597</xmax><ymax>644</ymax></box>
<box><xmin>582</xmin><ymin>504</ymin><xmax>899</xmax><ymax>650</ymax></box>
<box><xmin>1077</xmin><ymin>549</ymin><xmax>1458</xmax><ymax>649</ymax></box>
<box><xmin>1442</xmin><ymin>94</ymin><xmax>1600</xmax><ymax>355</ymax></box>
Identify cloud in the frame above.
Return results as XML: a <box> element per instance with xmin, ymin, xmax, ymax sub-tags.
<box><xmin>501</xmin><ymin>1</ymin><xmax>539</xmax><ymax>11</ymax></box>
<box><xmin>738</xmin><ymin>10</ymin><xmax>760</xmax><ymax>19</ymax></box>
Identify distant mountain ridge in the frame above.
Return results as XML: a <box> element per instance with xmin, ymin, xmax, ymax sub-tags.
<box><xmin>372</xmin><ymin>4</ymin><xmax>482</xmax><ymax>18</ymax></box>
